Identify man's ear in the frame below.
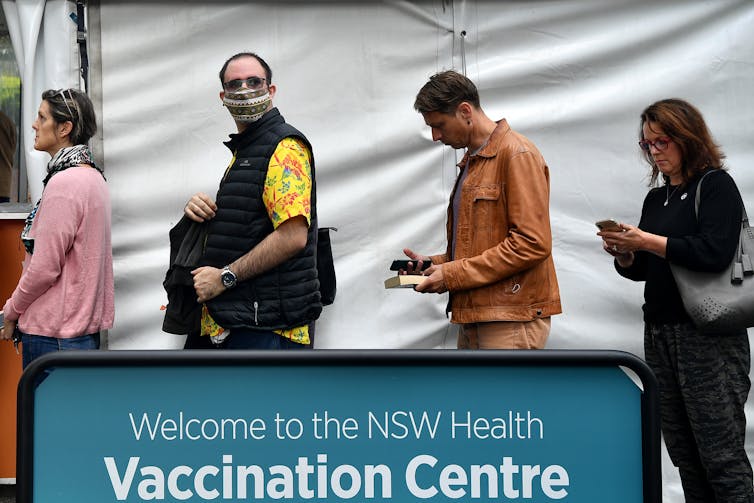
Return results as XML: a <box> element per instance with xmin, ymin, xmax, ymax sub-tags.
<box><xmin>219</xmin><ymin>90</ymin><xmax>225</xmax><ymax>102</ymax></box>
<box><xmin>457</xmin><ymin>102</ymin><xmax>473</xmax><ymax>121</ymax></box>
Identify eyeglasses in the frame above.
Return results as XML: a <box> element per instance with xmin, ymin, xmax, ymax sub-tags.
<box><xmin>639</xmin><ymin>137</ymin><xmax>672</xmax><ymax>152</ymax></box>
<box><xmin>58</xmin><ymin>89</ymin><xmax>80</xmax><ymax>123</ymax></box>
<box><xmin>222</xmin><ymin>76</ymin><xmax>267</xmax><ymax>92</ymax></box>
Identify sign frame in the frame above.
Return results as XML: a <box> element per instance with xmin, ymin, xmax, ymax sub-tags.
<box><xmin>17</xmin><ymin>349</ymin><xmax>660</xmax><ymax>502</ymax></box>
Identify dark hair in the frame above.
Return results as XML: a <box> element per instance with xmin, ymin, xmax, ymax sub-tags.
<box><xmin>640</xmin><ymin>98</ymin><xmax>725</xmax><ymax>186</ymax></box>
<box><xmin>41</xmin><ymin>88</ymin><xmax>97</xmax><ymax>145</ymax></box>
<box><xmin>218</xmin><ymin>52</ymin><xmax>273</xmax><ymax>87</ymax></box>
<box><xmin>414</xmin><ymin>70</ymin><xmax>481</xmax><ymax>115</ymax></box>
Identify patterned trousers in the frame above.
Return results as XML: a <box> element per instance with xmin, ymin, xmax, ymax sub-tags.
<box><xmin>645</xmin><ymin>322</ymin><xmax>753</xmax><ymax>503</ymax></box>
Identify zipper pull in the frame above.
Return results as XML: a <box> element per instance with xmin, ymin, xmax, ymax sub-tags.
<box><xmin>253</xmin><ymin>301</ymin><xmax>259</xmax><ymax>325</ymax></box>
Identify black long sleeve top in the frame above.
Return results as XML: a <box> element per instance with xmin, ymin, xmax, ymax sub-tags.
<box><xmin>616</xmin><ymin>168</ymin><xmax>744</xmax><ymax>324</ymax></box>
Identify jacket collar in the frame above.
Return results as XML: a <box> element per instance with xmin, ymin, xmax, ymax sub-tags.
<box><xmin>223</xmin><ymin>107</ymin><xmax>284</xmax><ymax>151</ymax></box>
<box><xmin>457</xmin><ymin>118</ymin><xmax>511</xmax><ymax>168</ymax></box>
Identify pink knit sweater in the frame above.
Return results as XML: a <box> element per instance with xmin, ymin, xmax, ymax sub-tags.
<box><xmin>3</xmin><ymin>166</ymin><xmax>114</xmax><ymax>337</ymax></box>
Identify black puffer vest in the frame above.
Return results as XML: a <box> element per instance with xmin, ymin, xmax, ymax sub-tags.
<box><xmin>202</xmin><ymin>108</ymin><xmax>322</xmax><ymax>330</ymax></box>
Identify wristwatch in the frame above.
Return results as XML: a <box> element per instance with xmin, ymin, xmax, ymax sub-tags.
<box><xmin>221</xmin><ymin>265</ymin><xmax>237</xmax><ymax>289</ymax></box>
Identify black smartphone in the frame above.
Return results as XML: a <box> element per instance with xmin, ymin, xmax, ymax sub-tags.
<box><xmin>390</xmin><ymin>259</ymin><xmax>431</xmax><ymax>272</ymax></box>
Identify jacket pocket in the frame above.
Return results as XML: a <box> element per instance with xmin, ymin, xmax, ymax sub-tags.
<box><xmin>467</xmin><ymin>184</ymin><xmax>502</xmax><ymax>246</ymax></box>
<box><xmin>472</xmin><ymin>184</ymin><xmax>501</xmax><ymax>202</ymax></box>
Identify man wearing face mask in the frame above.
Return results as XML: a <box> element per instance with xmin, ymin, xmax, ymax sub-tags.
<box><xmin>182</xmin><ymin>52</ymin><xmax>321</xmax><ymax>350</ymax></box>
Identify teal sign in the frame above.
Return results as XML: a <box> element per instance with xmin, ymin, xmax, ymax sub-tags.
<box><xmin>18</xmin><ymin>350</ymin><xmax>659</xmax><ymax>502</ymax></box>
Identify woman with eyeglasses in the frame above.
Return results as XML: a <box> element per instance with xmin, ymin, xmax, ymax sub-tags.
<box><xmin>0</xmin><ymin>89</ymin><xmax>114</xmax><ymax>368</ymax></box>
<box><xmin>598</xmin><ymin>98</ymin><xmax>752</xmax><ymax>502</ymax></box>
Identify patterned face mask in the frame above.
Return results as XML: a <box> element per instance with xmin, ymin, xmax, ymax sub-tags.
<box><xmin>222</xmin><ymin>88</ymin><xmax>271</xmax><ymax>123</ymax></box>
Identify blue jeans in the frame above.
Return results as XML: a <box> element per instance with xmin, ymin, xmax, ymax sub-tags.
<box><xmin>21</xmin><ymin>331</ymin><xmax>100</xmax><ymax>368</ymax></box>
<box><xmin>220</xmin><ymin>327</ymin><xmax>307</xmax><ymax>350</ymax></box>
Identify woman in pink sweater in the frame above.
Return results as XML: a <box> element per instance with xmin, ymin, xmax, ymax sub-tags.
<box><xmin>1</xmin><ymin>89</ymin><xmax>114</xmax><ymax>368</ymax></box>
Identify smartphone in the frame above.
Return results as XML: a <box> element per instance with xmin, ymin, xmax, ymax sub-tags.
<box><xmin>390</xmin><ymin>259</ymin><xmax>432</xmax><ymax>272</ymax></box>
<box><xmin>595</xmin><ymin>219</ymin><xmax>623</xmax><ymax>232</ymax></box>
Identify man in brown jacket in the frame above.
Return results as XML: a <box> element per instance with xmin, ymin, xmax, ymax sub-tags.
<box><xmin>404</xmin><ymin>70</ymin><xmax>561</xmax><ymax>349</ymax></box>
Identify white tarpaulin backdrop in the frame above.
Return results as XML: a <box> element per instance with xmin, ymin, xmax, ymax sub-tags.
<box><xmin>45</xmin><ymin>0</ymin><xmax>754</xmax><ymax>499</ymax></box>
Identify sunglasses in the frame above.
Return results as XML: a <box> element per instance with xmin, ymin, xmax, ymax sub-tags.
<box><xmin>638</xmin><ymin>137</ymin><xmax>672</xmax><ymax>152</ymax></box>
<box><xmin>58</xmin><ymin>89</ymin><xmax>80</xmax><ymax>122</ymax></box>
<box><xmin>222</xmin><ymin>76</ymin><xmax>267</xmax><ymax>92</ymax></box>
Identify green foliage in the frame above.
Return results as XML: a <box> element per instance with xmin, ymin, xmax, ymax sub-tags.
<box><xmin>0</xmin><ymin>75</ymin><xmax>21</xmax><ymax>107</ymax></box>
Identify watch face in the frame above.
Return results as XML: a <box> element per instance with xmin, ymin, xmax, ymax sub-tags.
<box><xmin>222</xmin><ymin>270</ymin><xmax>236</xmax><ymax>287</ymax></box>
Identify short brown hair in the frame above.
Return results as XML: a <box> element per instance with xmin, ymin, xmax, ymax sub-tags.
<box><xmin>414</xmin><ymin>70</ymin><xmax>481</xmax><ymax>115</ymax></box>
<box><xmin>640</xmin><ymin>98</ymin><xmax>725</xmax><ymax>186</ymax></box>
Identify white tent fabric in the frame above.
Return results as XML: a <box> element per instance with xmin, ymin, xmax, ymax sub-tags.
<box><xmin>1</xmin><ymin>0</ymin><xmax>79</xmax><ymax>201</ymax></box>
<box><xmin>49</xmin><ymin>0</ymin><xmax>754</xmax><ymax>500</ymax></box>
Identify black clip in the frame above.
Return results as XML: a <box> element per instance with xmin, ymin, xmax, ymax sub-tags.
<box><xmin>12</xmin><ymin>329</ymin><xmax>21</xmax><ymax>355</ymax></box>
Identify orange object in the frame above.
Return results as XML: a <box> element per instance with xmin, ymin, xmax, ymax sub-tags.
<box><xmin>0</xmin><ymin>216</ymin><xmax>26</xmax><ymax>482</ymax></box>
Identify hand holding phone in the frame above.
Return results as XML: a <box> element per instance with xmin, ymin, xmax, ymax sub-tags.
<box><xmin>595</xmin><ymin>219</ymin><xmax>623</xmax><ymax>232</ymax></box>
<box><xmin>390</xmin><ymin>259</ymin><xmax>432</xmax><ymax>272</ymax></box>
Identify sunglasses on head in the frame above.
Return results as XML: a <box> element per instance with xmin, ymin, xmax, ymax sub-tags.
<box><xmin>57</xmin><ymin>89</ymin><xmax>80</xmax><ymax>122</ymax></box>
